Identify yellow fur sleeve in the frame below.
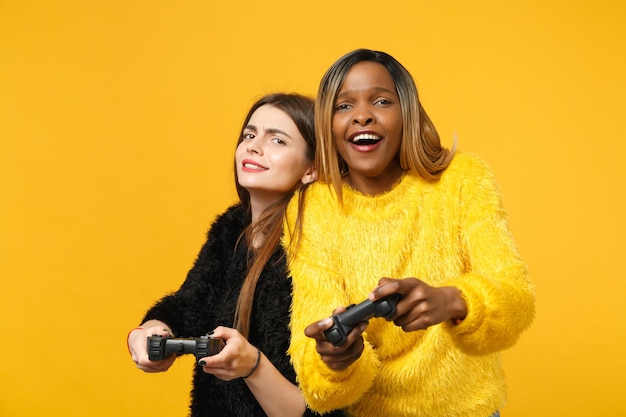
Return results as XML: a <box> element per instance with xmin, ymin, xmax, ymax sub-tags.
<box><xmin>443</xmin><ymin>155</ymin><xmax>535</xmax><ymax>353</ymax></box>
<box><xmin>284</xmin><ymin>191</ymin><xmax>380</xmax><ymax>413</ymax></box>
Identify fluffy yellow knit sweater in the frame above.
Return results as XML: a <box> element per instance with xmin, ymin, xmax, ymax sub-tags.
<box><xmin>283</xmin><ymin>152</ymin><xmax>535</xmax><ymax>417</ymax></box>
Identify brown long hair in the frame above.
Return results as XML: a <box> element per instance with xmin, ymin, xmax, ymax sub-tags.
<box><xmin>232</xmin><ymin>93</ymin><xmax>315</xmax><ymax>338</ymax></box>
<box><xmin>315</xmin><ymin>49</ymin><xmax>456</xmax><ymax>202</ymax></box>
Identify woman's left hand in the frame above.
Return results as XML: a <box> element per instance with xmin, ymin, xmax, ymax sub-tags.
<box><xmin>370</xmin><ymin>277</ymin><xmax>467</xmax><ymax>332</ymax></box>
<box><xmin>196</xmin><ymin>326</ymin><xmax>260</xmax><ymax>381</ymax></box>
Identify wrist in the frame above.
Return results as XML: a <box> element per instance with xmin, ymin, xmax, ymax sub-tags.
<box><xmin>242</xmin><ymin>349</ymin><xmax>261</xmax><ymax>379</ymax></box>
<box><xmin>447</xmin><ymin>287</ymin><xmax>468</xmax><ymax>324</ymax></box>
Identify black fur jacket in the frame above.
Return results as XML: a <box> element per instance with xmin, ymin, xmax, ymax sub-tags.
<box><xmin>142</xmin><ymin>204</ymin><xmax>344</xmax><ymax>417</ymax></box>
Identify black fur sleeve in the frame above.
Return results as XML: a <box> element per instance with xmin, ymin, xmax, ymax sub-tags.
<box><xmin>141</xmin><ymin>204</ymin><xmax>247</xmax><ymax>336</ymax></box>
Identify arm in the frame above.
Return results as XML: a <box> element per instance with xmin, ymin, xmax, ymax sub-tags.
<box><xmin>441</xmin><ymin>155</ymin><xmax>535</xmax><ymax>354</ymax></box>
<box><xmin>141</xmin><ymin>235</ymin><xmax>229</xmax><ymax>336</ymax></box>
<box><xmin>141</xmin><ymin>206</ymin><xmax>243</xmax><ymax>336</ymax></box>
<box><xmin>284</xmin><ymin>193</ymin><xmax>379</xmax><ymax>413</ymax></box>
<box><xmin>197</xmin><ymin>326</ymin><xmax>306</xmax><ymax>417</ymax></box>
<box><xmin>245</xmin><ymin>353</ymin><xmax>306</xmax><ymax>417</ymax></box>
<box><xmin>126</xmin><ymin>234</ymin><xmax>226</xmax><ymax>371</ymax></box>
<box><xmin>288</xmin><ymin>265</ymin><xmax>380</xmax><ymax>413</ymax></box>
<box><xmin>364</xmin><ymin>156</ymin><xmax>534</xmax><ymax>354</ymax></box>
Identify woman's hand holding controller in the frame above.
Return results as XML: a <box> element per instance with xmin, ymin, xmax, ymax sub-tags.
<box><xmin>127</xmin><ymin>319</ymin><xmax>176</xmax><ymax>373</ymax></box>
<box><xmin>304</xmin><ymin>306</ymin><xmax>369</xmax><ymax>371</ymax></box>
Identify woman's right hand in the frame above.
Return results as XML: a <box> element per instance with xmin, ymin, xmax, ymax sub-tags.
<box><xmin>127</xmin><ymin>320</ymin><xmax>176</xmax><ymax>373</ymax></box>
<box><xmin>304</xmin><ymin>306</ymin><xmax>368</xmax><ymax>371</ymax></box>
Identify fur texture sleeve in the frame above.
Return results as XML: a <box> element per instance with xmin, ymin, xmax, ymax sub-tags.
<box><xmin>443</xmin><ymin>154</ymin><xmax>535</xmax><ymax>354</ymax></box>
<box><xmin>285</xmin><ymin>188</ymin><xmax>379</xmax><ymax>413</ymax></box>
<box><xmin>141</xmin><ymin>204</ymin><xmax>246</xmax><ymax>337</ymax></box>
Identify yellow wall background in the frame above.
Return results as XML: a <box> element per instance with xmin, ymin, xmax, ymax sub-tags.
<box><xmin>1</xmin><ymin>1</ymin><xmax>625</xmax><ymax>416</ymax></box>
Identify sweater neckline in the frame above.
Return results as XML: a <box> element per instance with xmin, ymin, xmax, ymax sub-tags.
<box><xmin>341</xmin><ymin>172</ymin><xmax>419</xmax><ymax>208</ymax></box>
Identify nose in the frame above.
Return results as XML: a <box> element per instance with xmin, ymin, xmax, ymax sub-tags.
<box><xmin>352</xmin><ymin>105</ymin><xmax>374</xmax><ymax>126</ymax></box>
<box><xmin>246</xmin><ymin>137</ymin><xmax>262</xmax><ymax>154</ymax></box>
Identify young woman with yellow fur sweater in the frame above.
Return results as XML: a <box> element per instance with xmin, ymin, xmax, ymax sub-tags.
<box><xmin>283</xmin><ymin>49</ymin><xmax>535</xmax><ymax>417</ymax></box>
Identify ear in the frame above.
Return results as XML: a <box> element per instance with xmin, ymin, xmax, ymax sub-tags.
<box><xmin>300</xmin><ymin>163</ymin><xmax>317</xmax><ymax>185</ymax></box>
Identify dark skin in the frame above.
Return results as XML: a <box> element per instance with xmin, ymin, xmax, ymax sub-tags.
<box><xmin>304</xmin><ymin>277</ymin><xmax>468</xmax><ymax>371</ymax></box>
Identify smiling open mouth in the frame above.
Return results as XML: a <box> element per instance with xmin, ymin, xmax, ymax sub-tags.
<box><xmin>349</xmin><ymin>133</ymin><xmax>382</xmax><ymax>145</ymax></box>
<box><xmin>242</xmin><ymin>161</ymin><xmax>267</xmax><ymax>171</ymax></box>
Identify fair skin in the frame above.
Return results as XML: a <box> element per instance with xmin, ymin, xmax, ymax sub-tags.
<box><xmin>236</xmin><ymin>104</ymin><xmax>316</xmax><ymax>222</ymax></box>
<box><xmin>128</xmin><ymin>104</ymin><xmax>316</xmax><ymax>417</ymax></box>
<box><xmin>304</xmin><ymin>61</ymin><xmax>468</xmax><ymax>370</ymax></box>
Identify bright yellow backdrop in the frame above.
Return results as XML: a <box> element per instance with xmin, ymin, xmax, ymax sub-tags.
<box><xmin>1</xmin><ymin>1</ymin><xmax>625</xmax><ymax>416</ymax></box>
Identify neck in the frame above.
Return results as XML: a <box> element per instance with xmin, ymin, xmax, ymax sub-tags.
<box><xmin>249</xmin><ymin>203</ymin><xmax>265</xmax><ymax>224</ymax></box>
<box><xmin>248</xmin><ymin>194</ymin><xmax>274</xmax><ymax>223</ymax></box>
<box><xmin>248</xmin><ymin>194</ymin><xmax>280</xmax><ymax>249</ymax></box>
<box><xmin>345</xmin><ymin>164</ymin><xmax>405</xmax><ymax>196</ymax></box>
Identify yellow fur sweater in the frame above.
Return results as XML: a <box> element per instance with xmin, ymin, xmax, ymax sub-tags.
<box><xmin>283</xmin><ymin>153</ymin><xmax>535</xmax><ymax>417</ymax></box>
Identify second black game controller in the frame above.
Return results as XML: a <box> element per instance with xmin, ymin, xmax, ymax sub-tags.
<box><xmin>323</xmin><ymin>293</ymin><xmax>401</xmax><ymax>346</ymax></box>
<box><xmin>148</xmin><ymin>333</ymin><xmax>225</xmax><ymax>361</ymax></box>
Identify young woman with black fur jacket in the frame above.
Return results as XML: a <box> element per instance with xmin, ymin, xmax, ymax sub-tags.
<box><xmin>127</xmin><ymin>93</ymin><xmax>344</xmax><ymax>417</ymax></box>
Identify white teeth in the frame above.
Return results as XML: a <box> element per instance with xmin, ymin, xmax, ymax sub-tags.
<box><xmin>350</xmin><ymin>133</ymin><xmax>381</xmax><ymax>142</ymax></box>
<box><xmin>244</xmin><ymin>163</ymin><xmax>265</xmax><ymax>170</ymax></box>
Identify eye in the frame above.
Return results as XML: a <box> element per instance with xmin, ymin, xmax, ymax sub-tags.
<box><xmin>271</xmin><ymin>137</ymin><xmax>286</xmax><ymax>145</ymax></box>
<box><xmin>335</xmin><ymin>103</ymin><xmax>352</xmax><ymax>111</ymax></box>
<box><xmin>242</xmin><ymin>132</ymin><xmax>255</xmax><ymax>140</ymax></box>
<box><xmin>374</xmin><ymin>98</ymin><xmax>392</xmax><ymax>106</ymax></box>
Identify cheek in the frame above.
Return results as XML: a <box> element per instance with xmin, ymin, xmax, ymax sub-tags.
<box><xmin>332</xmin><ymin>119</ymin><xmax>345</xmax><ymax>144</ymax></box>
<box><xmin>234</xmin><ymin>143</ymin><xmax>245</xmax><ymax>159</ymax></box>
<box><xmin>333</xmin><ymin>136</ymin><xmax>347</xmax><ymax>159</ymax></box>
<box><xmin>382</xmin><ymin>114</ymin><xmax>403</xmax><ymax>142</ymax></box>
<box><xmin>393</xmin><ymin>114</ymin><xmax>404</xmax><ymax>135</ymax></box>
<box><xmin>331</xmin><ymin>114</ymin><xmax>344</xmax><ymax>138</ymax></box>
<box><xmin>276</xmin><ymin>151</ymin><xmax>307</xmax><ymax>173</ymax></box>
<box><xmin>288</xmin><ymin>156</ymin><xmax>311</xmax><ymax>175</ymax></box>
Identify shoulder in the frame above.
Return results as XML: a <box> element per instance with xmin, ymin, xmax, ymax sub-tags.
<box><xmin>215</xmin><ymin>203</ymin><xmax>247</xmax><ymax>223</ymax></box>
<box><xmin>434</xmin><ymin>152</ymin><xmax>499</xmax><ymax>193</ymax></box>
<box><xmin>438</xmin><ymin>152</ymin><xmax>505</xmax><ymax>209</ymax></box>
<box><xmin>286</xmin><ymin>182</ymin><xmax>336</xmax><ymax>219</ymax></box>
<box><xmin>300</xmin><ymin>181</ymin><xmax>336</xmax><ymax>203</ymax></box>
<box><xmin>444</xmin><ymin>152</ymin><xmax>494</xmax><ymax>178</ymax></box>
<box><xmin>207</xmin><ymin>202</ymin><xmax>248</xmax><ymax>241</ymax></box>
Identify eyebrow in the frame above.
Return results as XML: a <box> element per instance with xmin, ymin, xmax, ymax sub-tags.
<box><xmin>336</xmin><ymin>86</ymin><xmax>397</xmax><ymax>99</ymax></box>
<box><xmin>244</xmin><ymin>125</ymin><xmax>293</xmax><ymax>140</ymax></box>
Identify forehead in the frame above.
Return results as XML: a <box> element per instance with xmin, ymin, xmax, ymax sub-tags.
<box><xmin>338</xmin><ymin>61</ymin><xmax>396</xmax><ymax>94</ymax></box>
<box><xmin>248</xmin><ymin>104</ymin><xmax>291</xmax><ymax>124</ymax></box>
<box><xmin>247</xmin><ymin>105</ymin><xmax>297</xmax><ymax>131</ymax></box>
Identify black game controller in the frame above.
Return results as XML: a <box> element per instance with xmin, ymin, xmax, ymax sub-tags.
<box><xmin>323</xmin><ymin>293</ymin><xmax>401</xmax><ymax>346</ymax></box>
<box><xmin>148</xmin><ymin>334</ymin><xmax>225</xmax><ymax>361</ymax></box>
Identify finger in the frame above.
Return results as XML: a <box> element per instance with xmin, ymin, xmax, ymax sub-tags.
<box><xmin>319</xmin><ymin>329</ymin><xmax>365</xmax><ymax>371</ymax></box>
<box><xmin>369</xmin><ymin>278</ymin><xmax>402</xmax><ymax>300</ymax></box>
<box><xmin>210</xmin><ymin>326</ymin><xmax>236</xmax><ymax>340</ymax></box>
<box><xmin>314</xmin><ymin>338</ymin><xmax>339</xmax><ymax>355</ymax></box>
<box><xmin>317</xmin><ymin>322</ymin><xmax>366</xmax><ymax>356</ymax></box>
<box><xmin>143</xmin><ymin>326</ymin><xmax>171</xmax><ymax>337</ymax></box>
<box><xmin>394</xmin><ymin>307</ymin><xmax>431</xmax><ymax>331</ymax></box>
<box><xmin>136</xmin><ymin>355</ymin><xmax>174</xmax><ymax>373</ymax></box>
<box><xmin>376</xmin><ymin>277</ymin><xmax>396</xmax><ymax>287</ymax></box>
<box><xmin>304</xmin><ymin>318</ymin><xmax>334</xmax><ymax>339</ymax></box>
<box><xmin>343</xmin><ymin>321</ymin><xmax>368</xmax><ymax>348</ymax></box>
<box><xmin>197</xmin><ymin>339</ymin><xmax>233</xmax><ymax>368</ymax></box>
<box><xmin>331</xmin><ymin>305</ymin><xmax>347</xmax><ymax>315</ymax></box>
